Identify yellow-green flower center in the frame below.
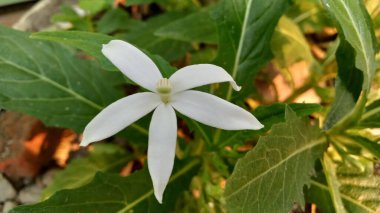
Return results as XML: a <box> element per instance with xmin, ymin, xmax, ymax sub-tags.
<box><xmin>157</xmin><ymin>78</ymin><xmax>172</xmax><ymax>103</ymax></box>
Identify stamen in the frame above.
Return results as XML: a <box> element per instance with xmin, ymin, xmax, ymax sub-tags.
<box><xmin>157</xmin><ymin>78</ymin><xmax>172</xmax><ymax>103</ymax></box>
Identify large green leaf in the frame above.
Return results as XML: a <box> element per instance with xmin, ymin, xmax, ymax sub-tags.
<box><xmin>322</xmin><ymin>0</ymin><xmax>377</xmax><ymax>129</ymax></box>
<box><xmin>322</xmin><ymin>0</ymin><xmax>377</xmax><ymax>90</ymax></box>
<box><xmin>42</xmin><ymin>144</ymin><xmax>131</xmax><ymax>199</ymax></box>
<box><xmin>11</xmin><ymin>160</ymin><xmax>200</xmax><ymax>213</ymax></box>
<box><xmin>31</xmin><ymin>31</ymin><xmax>176</xmax><ymax>77</ymax></box>
<box><xmin>225</xmin><ymin>107</ymin><xmax>326</xmax><ymax>212</ymax></box>
<box><xmin>214</xmin><ymin>0</ymin><xmax>291</xmax><ymax>92</ymax></box>
<box><xmin>155</xmin><ymin>7</ymin><xmax>218</xmax><ymax>44</ymax></box>
<box><xmin>0</xmin><ymin>26</ymin><xmax>122</xmax><ymax>132</ymax></box>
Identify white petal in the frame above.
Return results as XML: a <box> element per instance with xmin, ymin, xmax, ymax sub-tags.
<box><xmin>148</xmin><ymin>104</ymin><xmax>177</xmax><ymax>203</ymax></box>
<box><xmin>102</xmin><ymin>40</ymin><xmax>162</xmax><ymax>92</ymax></box>
<box><xmin>81</xmin><ymin>92</ymin><xmax>161</xmax><ymax>146</ymax></box>
<box><xmin>171</xmin><ymin>90</ymin><xmax>263</xmax><ymax>130</ymax></box>
<box><xmin>169</xmin><ymin>64</ymin><xmax>241</xmax><ymax>93</ymax></box>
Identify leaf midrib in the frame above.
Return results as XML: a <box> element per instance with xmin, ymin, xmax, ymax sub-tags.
<box><xmin>337</xmin><ymin>0</ymin><xmax>373</xmax><ymax>86</ymax></box>
<box><xmin>225</xmin><ymin>137</ymin><xmax>326</xmax><ymax>199</ymax></box>
<box><xmin>0</xmin><ymin>57</ymin><xmax>103</xmax><ymax>110</ymax></box>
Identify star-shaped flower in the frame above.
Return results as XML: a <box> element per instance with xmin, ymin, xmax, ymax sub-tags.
<box><xmin>80</xmin><ymin>40</ymin><xmax>263</xmax><ymax>203</ymax></box>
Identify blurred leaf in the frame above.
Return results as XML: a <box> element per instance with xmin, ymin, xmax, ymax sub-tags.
<box><xmin>272</xmin><ymin>16</ymin><xmax>315</xmax><ymax>68</ymax></box>
<box><xmin>346</xmin><ymin>135</ymin><xmax>380</xmax><ymax>160</ymax></box>
<box><xmin>96</xmin><ymin>8</ymin><xmax>134</xmax><ymax>34</ymax></box>
<box><xmin>214</xmin><ymin>0</ymin><xmax>291</xmax><ymax>87</ymax></box>
<box><xmin>79</xmin><ymin>0</ymin><xmax>107</xmax><ymax>15</ymax></box>
<box><xmin>225</xmin><ymin>107</ymin><xmax>326</xmax><ymax>212</ymax></box>
<box><xmin>0</xmin><ymin>26</ymin><xmax>122</xmax><ymax>132</ymax></box>
<box><xmin>359</xmin><ymin>99</ymin><xmax>380</xmax><ymax>128</ymax></box>
<box><xmin>42</xmin><ymin>144</ymin><xmax>131</xmax><ymax>199</ymax></box>
<box><xmin>155</xmin><ymin>7</ymin><xmax>218</xmax><ymax>44</ymax></box>
<box><xmin>11</xmin><ymin>160</ymin><xmax>200</xmax><ymax>213</ymax></box>
<box><xmin>286</xmin><ymin>0</ymin><xmax>332</xmax><ymax>33</ymax></box>
<box><xmin>189</xmin><ymin>48</ymin><xmax>217</xmax><ymax>64</ymax></box>
<box><xmin>51</xmin><ymin>5</ymin><xmax>92</xmax><ymax>31</ymax></box>
<box><xmin>125</xmin><ymin>12</ymin><xmax>192</xmax><ymax>61</ymax></box>
<box><xmin>307</xmin><ymin>165</ymin><xmax>380</xmax><ymax>213</ymax></box>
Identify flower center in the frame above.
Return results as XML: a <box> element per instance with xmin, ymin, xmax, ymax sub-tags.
<box><xmin>156</xmin><ymin>78</ymin><xmax>172</xmax><ymax>103</ymax></box>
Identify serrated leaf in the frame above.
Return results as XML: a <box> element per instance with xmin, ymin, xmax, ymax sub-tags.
<box><xmin>11</xmin><ymin>160</ymin><xmax>200</xmax><ymax>213</ymax></box>
<box><xmin>0</xmin><ymin>26</ymin><xmax>122</xmax><ymax>132</ymax></box>
<box><xmin>155</xmin><ymin>7</ymin><xmax>218</xmax><ymax>44</ymax></box>
<box><xmin>42</xmin><ymin>144</ymin><xmax>131</xmax><ymax>199</ymax></box>
<box><xmin>225</xmin><ymin>107</ymin><xmax>326</xmax><ymax>212</ymax></box>
<box><xmin>214</xmin><ymin>0</ymin><xmax>291</xmax><ymax>88</ymax></box>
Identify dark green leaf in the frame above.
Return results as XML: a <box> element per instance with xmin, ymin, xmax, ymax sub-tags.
<box><xmin>96</xmin><ymin>8</ymin><xmax>133</xmax><ymax>34</ymax></box>
<box><xmin>225</xmin><ymin>107</ymin><xmax>326</xmax><ymax>212</ymax></box>
<box><xmin>0</xmin><ymin>26</ymin><xmax>122</xmax><ymax>132</ymax></box>
<box><xmin>125</xmin><ymin>12</ymin><xmax>192</xmax><ymax>61</ymax></box>
<box><xmin>11</xmin><ymin>160</ymin><xmax>200</xmax><ymax>213</ymax></box>
<box><xmin>42</xmin><ymin>144</ymin><xmax>131</xmax><ymax>199</ymax></box>
<box><xmin>322</xmin><ymin>0</ymin><xmax>377</xmax><ymax>129</ymax></box>
<box><xmin>155</xmin><ymin>8</ymin><xmax>218</xmax><ymax>44</ymax></box>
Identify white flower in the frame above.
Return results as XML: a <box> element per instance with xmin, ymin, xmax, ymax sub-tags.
<box><xmin>80</xmin><ymin>40</ymin><xmax>263</xmax><ymax>203</ymax></box>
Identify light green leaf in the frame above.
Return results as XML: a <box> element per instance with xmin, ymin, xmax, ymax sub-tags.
<box><xmin>42</xmin><ymin>144</ymin><xmax>131</xmax><ymax>200</ymax></box>
<box><xmin>0</xmin><ymin>26</ymin><xmax>122</xmax><ymax>132</ymax></box>
<box><xmin>271</xmin><ymin>16</ymin><xmax>315</xmax><ymax>68</ymax></box>
<box><xmin>11</xmin><ymin>160</ymin><xmax>200</xmax><ymax>213</ymax></box>
<box><xmin>155</xmin><ymin>7</ymin><xmax>218</xmax><ymax>44</ymax></box>
<box><xmin>225</xmin><ymin>107</ymin><xmax>326</xmax><ymax>212</ymax></box>
<box><xmin>214</xmin><ymin>0</ymin><xmax>291</xmax><ymax>98</ymax></box>
<box><xmin>322</xmin><ymin>154</ymin><xmax>347</xmax><ymax>213</ymax></box>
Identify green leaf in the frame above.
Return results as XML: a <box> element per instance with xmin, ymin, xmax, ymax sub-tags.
<box><xmin>125</xmin><ymin>12</ymin><xmax>192</xmax><ymax>62</ymax></box>
<box><xmin>322</xmin><ymin>0</ymin><xmax>377</xmax><ymax>90</ymax></box>
<box><xmin>322</xmin><ymin>154</ymin><xmax>348</xmax><ymax>213</ymax></box>
<box><xmin>307</xmin><ymin>165</ymin><xmax>380</xmax><ymax>213</ymax></box>
<box><xmin>271</xmin><ymin>16</ymin><xmax>315</xmax><ymax>69</ymax></box>
<box><xmin>360</xmin><ymin>99</ymin><xmax>380</xmax><ymax>128</ymax></box>
<box><xmin>31</xmin><ymin>31</ymin><xmax>116</xmax><ymax>71</ymax></box>
<box><xmin>345</xmin><ymin>135</ymin><xmax>380</xmax><ymax>160</ymax></box>
<box><xmin>31</xmin><ymin>31</ymin><xmax>176</xmax><ymax>76</ymax></box>
<box><xmin>96</xmin><ymin>8</ymin><xmax>133</xmax><ymax>34</ymax></box>
<box><xmin>79</xmin><ymin>0</ymin><xmax>107</xmax><ymax>15</ymax></box>
<box><xmin>155</xmin><ymin>7</ymin><xmax>218</xmax><ymax>44</ymax></box>
<box><xmin>214</xmin><ymin>0</ymin><xmax>291</xmax><ymax>96</ymax></box>
<box><xmin>324</xmin><ymin>39</ymin><xmax>364</xmax><ymax>129</ymax></box>
<box><xmin>218</xmin><ymin>103</ymin><xmax>321</xmax><ymax>148</ymax></box>
<box><xmin>11</xmin><ymin>160</ymin><xmax>200</xmax><ymax>213</ymax></box>
<box><xmin>225</xmin><ymin>107</ymin><xmax>326</xmax><ymax>212</ymax></box>
<box><xmin>0</xmin><ymin>26</ymin><xmax>122</xmax><ymax>132</ymax></box>
<box><xmin>42</xmin><ymin>144</ymin><xmax>131</xmax><ymax>200</ymax></box>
